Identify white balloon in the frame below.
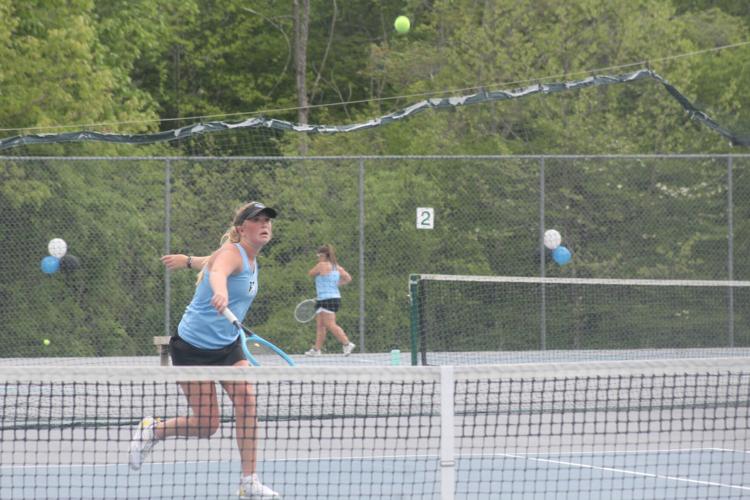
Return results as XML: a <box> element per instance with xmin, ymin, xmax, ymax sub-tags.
<box><xmin>48</xmin><ymin>238</ymin><xmax>68</xmax><ymax>258</ymax></box>
<box><xmin>543</xmin><ymin>229</ymin><xmax>562</xmax><ymax>250</ymax></box>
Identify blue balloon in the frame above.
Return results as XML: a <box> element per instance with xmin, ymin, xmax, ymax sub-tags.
<box><xmin>552</xmin><ymin>245</ymin><xmax>572</xmax><ymax>265</ymax></box>
<box><xmin>41</xmin><ymin>255</ymin><xmax>60</xmax><ymax>274</ymax></box>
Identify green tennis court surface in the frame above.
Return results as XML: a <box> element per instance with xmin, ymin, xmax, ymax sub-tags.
<box><xmin>2</xmin><ymin>360</ymin><xmax>748</xmax><ymax>499</ymax></box>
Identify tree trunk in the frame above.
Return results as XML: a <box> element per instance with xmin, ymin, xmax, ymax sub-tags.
<box><xmin>293</xmin><ymin>0</ymin><xmax>310</xmax><ymax>154</ymax></box>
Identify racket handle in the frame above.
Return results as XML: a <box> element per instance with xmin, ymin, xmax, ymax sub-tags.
<box><xmin>222</xmin><ymin>307</ymin><xmax>240</xmax><ymax>325</ymax></box>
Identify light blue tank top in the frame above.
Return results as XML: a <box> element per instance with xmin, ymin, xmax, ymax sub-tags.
<box><xmin>315</xmin><ymin>265</ymin><xmax>340</xmax><ymax>300</ymax></box>
<box><xmin>178</xmin><ymin>243</ymin><xmax>258</xmax><ymax>349</ymax></box>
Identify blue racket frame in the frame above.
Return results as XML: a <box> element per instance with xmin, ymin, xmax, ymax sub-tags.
<box><xmin>223</xmin><ymin>308</ymin><xmax>296</xmax><ymax>366</ymax></box>
<box><xmin>238</xmin><ymin>328</ymin><xmax>296</xmax><ymax>366</ymax></box>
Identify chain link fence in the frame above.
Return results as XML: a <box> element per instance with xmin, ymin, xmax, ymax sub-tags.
<box><xmin>2</xmin><ymin>155</ymin><xmax>749</xmax><ymax>364</ymax></box>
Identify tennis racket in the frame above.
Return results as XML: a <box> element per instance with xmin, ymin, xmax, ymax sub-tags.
<box><xmin>294</xmin><ymin>298</ymin><xmax>317</xmax><ymax>323</ymax></box>
<box><xmin>222</xmin><ymin>308</ymin><xmax>296</xmax><ymax>366</ymax></box>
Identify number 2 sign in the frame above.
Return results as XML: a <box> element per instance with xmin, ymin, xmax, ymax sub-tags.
<box><xmin>416</xmin><ymin>207</ymin><xmax>434</xmax><ymax>229</ymax></box>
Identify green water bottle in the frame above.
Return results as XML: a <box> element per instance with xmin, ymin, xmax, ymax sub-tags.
<box><xmin>390</xmin><ymin>349</ymin><xmax>401</xmax><ymax>366</ymax></box>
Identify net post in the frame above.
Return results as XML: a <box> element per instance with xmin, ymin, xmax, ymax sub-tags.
<box><xmin>409</xmin><ymin>274</ymin><xmax>420</xmax><ymax>366</ymax></box>
<box><xmin>440</xmin><ymin>365</ymin><xmax>456</xmax><ymax>500</ymax></box>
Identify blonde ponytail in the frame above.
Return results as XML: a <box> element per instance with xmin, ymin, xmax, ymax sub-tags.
<box><xmin>195</xmin><ymin>202</ymin><xmax>260</xmax><ymax>286</ymax></box>
<box><xmin>195</xmin><ymin>226</ymin><xmax>241</xmax><ymax>285</ymax></box>
<box><xmin>221</xmin><ymin>226</ymin><xmax>241</xmax><ymax>244</ymax></box>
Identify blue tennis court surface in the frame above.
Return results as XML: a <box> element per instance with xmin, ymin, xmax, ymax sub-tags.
<box><xmin>2</xmin><ymin>448</ymin><xmax>748</xmax><ymax>499</ymax></box>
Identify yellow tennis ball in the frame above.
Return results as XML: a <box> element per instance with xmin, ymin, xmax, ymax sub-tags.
<box><xmin>43</xmin><ymin>339</ymin><xmax>51</xmax><ymax>346</ymax></box>
<box><xmin>394</xmin><ymin>15</ymin><xmax>410</xmax><ymax>34</ymax></box>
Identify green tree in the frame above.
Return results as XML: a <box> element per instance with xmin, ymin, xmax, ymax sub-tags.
<box><xmin>0</xmin><ymin>0</ymin><xmax>159</xmax><ymax>134</ymax></box>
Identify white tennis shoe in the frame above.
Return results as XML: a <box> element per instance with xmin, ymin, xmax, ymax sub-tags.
<box><xmin>129</xmin><ymin>416</ymin><xmax>161</xmax><ymax>470</ymax></box>
<box><xmin>237</xmin><ymin>474</ymin><xmax>280</xmax><ymax>498</ymax></box>
<box><xmin>342</xmin><ymin>342</ymin><xmax>356</xmax><ymax>356</ymax></box>
<box><xmin>305</xmin><ymin>348</ymin><xmax>322</xmax><ymax>356</ymax></box>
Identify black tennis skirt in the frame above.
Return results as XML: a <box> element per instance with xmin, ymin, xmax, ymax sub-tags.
<box><xmin>315</xmin><ymin>298</ymin><xmax>341</xmax><ymax>313</ymax></box>
<box><xmin>169</xmin><ymin>335</ymin><xmax>245</xmax><ymax>366</ymax></box>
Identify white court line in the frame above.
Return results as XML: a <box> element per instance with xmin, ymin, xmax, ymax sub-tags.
<box><xmin>492</xmin><ymin>451</ymin><xmax>750</xmax><ymax>492</ymax></box>
<box><xmin>710</xmin><ymin>447</ymin><xmax>750</xmax><ymax>455</ymax></box>
<box><xmin>483</xmin><ymin>447</ymin><xmax>734</xmax><ymax>457</ymax></box>
<box><xmin>297</xmin><ymin>357</ymin><xmax>382</xmax><ymax>366</ymax></box>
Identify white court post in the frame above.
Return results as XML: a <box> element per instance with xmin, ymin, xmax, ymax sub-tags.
<box><xmin>440</xmin><ymin>365</ymin><xmax>456</xmax><ymax>500</ymax></box>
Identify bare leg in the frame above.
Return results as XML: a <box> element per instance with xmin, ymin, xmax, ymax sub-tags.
<box><xmin>155</xmin><ymin>381</ymin><xmax>220</xmax><ymax>439</ymax></box>
<box><xmin>222</xmin><ymin>359</ymin><xmax>257</xmax><ymax>476</ymax></box>
<box><xmin>313</xmin><ymin>313</ymin><xmax>328</xmax><ymax>350</ymax></box>
<box><xmin>321</xmin><ymin>312</ymin><xmax>350</xmax><ymax>345</ymax></box>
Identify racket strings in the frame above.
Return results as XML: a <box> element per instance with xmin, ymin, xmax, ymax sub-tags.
<box><xmin>246</xmin><ymin>339</ymin><xmax>290</xmax><ymax>366</ymax></box>
<box><xmin>294</xmin><ymin>299</ymin><xmax>317</xmax><ymax>323</ymax></box>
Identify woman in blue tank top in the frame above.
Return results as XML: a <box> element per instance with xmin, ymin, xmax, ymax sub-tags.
<box><xmin>130</xmin><ymin>201</ymin><xmax>280</xmax><ymax>499</ymax></box>
<box><xmin>305</xmin><ymin>244</ymin><xmax>355</xmax><ymax>356</ymax></box>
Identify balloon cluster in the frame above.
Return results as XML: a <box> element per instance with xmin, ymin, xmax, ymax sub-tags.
<box><xmin>41</xmin><ymin>238</ymin><xmax>80</xmax><ymax>274</ymax></box>
<box><xmin>543</xmin><ymin>229</ymin><xmax>572</xmax><ymax>265</ymax></box>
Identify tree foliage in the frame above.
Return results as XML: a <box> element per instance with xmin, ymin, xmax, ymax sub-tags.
<box><xmin>1</xmin><ymin>1</ymin><xmax>750</xmax><ymax>359</ymax></box>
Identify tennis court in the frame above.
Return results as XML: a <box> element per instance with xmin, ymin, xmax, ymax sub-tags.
<box><xmin>3</xmin><ymin>448</ymin><xmax>747</xmax><ymax>499</ymax></box>
<box><xmin>2</xmin><ymin>359</ymin><xmax>748</xmax><ymax>499</ymax></box>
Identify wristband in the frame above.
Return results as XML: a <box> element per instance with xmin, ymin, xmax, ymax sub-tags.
<box><xmin>186</xmin><ymin>256</ymin><xmax>193</xmax><ymax>269</ymax></box>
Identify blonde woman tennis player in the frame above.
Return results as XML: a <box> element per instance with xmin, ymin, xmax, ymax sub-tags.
<box><xmin>131</xmin><ymin>201</ymin><xmax>280</xmax><ymax>499</ymax></box>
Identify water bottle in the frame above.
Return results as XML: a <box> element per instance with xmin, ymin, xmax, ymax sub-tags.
<box><xmin>390</xmin><ymin>349</ymin><xmax>401</xmax><ymax>366</ymax></box>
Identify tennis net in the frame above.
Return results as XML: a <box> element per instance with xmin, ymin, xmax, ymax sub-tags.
<box><xmin>409</xmin><ymin>274</ymin><xmax>750</xmax><ymax>365</ymax></box>
<box><xmin>1</xmin><ymin>359</ymin><xmax>749</xmax><ymax>499</ymax></box>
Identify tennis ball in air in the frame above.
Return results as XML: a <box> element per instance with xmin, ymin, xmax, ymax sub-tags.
<box><xmin>43</xmin><ymin>339</ymin><xmax>51</xmax><ymax>346</ymax></box>
<box><xmin>394</xmin><ymin>15</ymin><xmax>410</xmax><ymax>34</ymax></box>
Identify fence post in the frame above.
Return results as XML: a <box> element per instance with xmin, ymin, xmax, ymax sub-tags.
<box><xmin>727</xmin><ymin>156</ymin><xmax>735</xmax><ymax>347</ymax></box>
<box><xmin>358</xmin><ymin>158</ymin><xmax>366</xmax><ymax>352</ymax></box>
<box><xmin>164</xmin><ymin>159</ymin><xmax>172</xmax><ymax>340</ymax></box>
<box><xmin>539</xmin><ymin>157</ymin><xmax>547</xmax><ymax>350</ymax></box>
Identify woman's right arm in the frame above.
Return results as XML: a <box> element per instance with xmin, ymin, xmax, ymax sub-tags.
<box><xmin>307</xmin><ymin>263</ymin><xmax>321</xmax><ymax>277</ymax></box>
<box><xmin>208</xmin><ymin>245</ymin><xmax>241</xmax><ymax>313</ymax></box>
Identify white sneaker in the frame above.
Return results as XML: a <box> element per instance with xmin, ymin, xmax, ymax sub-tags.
<box><xmin>342</xmin><ymin>343</ymin><xmax>356</xmax><ymax>356</ymax></box>
<box><xmin>305</xmin><ymin>348</ymin><xmax>322</xmax><ymax>356</ymax></box>
<box><xmin>129</xmin><ymin>417</ymin><xmax>161</xmax><ymax>470</ymax></box>
<box><xmin>237</xmin><ymin>474</ymin><xmax>280</xmax><ymax>498</ymax></box>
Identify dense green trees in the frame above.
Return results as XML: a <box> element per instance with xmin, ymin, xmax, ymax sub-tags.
<box><xmin>1</xmin><ymin>0</ymin><xmax>747</xmax><ymax>154</ymax></box>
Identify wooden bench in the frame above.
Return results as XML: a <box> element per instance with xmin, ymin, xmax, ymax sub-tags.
<box><xmin>153</xmin><ymin>336</ymin><xmax>171</xmax><ymax>366</ymax></box>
